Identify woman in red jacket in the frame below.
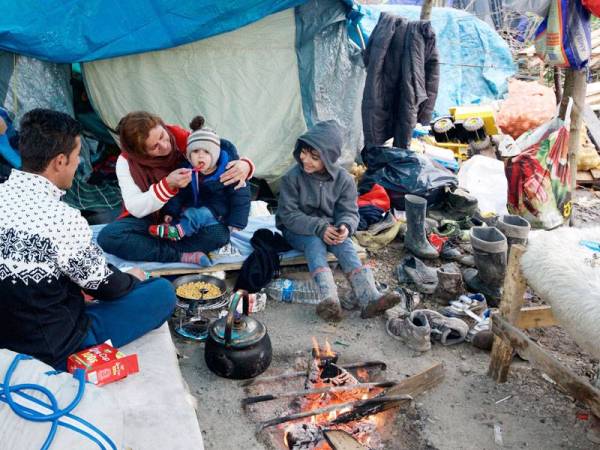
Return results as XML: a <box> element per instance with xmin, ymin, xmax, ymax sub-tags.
<box><xmin>97</xmin><ymin>111</ymin><xmax>254</xmax><ymax>265</ymax></box>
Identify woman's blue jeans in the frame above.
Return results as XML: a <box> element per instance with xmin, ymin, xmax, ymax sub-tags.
<box><xmin>283</xmin><ymin>229</ymin><xmax>362</xmax><ymax>274</ymax></box>
<box><xmin>97</xmin><ymin>216</ymin><xmax>229</xmax><ymax>262</ymax></box>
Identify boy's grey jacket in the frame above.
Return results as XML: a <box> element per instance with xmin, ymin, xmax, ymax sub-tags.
<box><xmin>276</xmin><ymin>120</ymin><xmax>359</xmax><ymax>237</ymax></box>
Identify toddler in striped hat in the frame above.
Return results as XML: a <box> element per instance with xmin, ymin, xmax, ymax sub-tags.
<box><xmin>148</xmin><ymin>115</ymin><xmax>251</xmax><ymax>262</ymax></box>
<box><xmin>186</xmin><ymin>126</ymin><xmax>221</xmax><ymax>175</ymax></box>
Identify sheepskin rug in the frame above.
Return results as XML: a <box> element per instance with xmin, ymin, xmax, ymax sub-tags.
<box><xmin>521</xmin><ymin>226</ymin><xmax>600</xmax><ymax>360</ymax></box>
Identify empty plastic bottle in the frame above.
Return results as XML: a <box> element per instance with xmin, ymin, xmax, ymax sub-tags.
<box><xmin>264</xmin><ymin>278</ymin><xmax>322</xmax><ymax>305</ymax></box>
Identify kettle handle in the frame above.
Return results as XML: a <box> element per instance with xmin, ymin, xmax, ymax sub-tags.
<box><xmin>224</xmin><ymin>290</ymin><xmax>249</xmax><ymax>346</ymax></box>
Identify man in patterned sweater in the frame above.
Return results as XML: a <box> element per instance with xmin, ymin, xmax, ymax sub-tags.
<box><xmin>0</xmin><ymin>109</ymin><xmax>176</xmax><ymax>369</ymax></box>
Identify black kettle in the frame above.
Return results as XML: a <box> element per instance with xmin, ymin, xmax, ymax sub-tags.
<box><xmin>204</xmin><ymin>290</ymin><xmax>272</xmax><ymax>379</ymax></box>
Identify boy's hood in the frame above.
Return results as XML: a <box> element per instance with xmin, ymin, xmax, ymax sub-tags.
<box><xmin>293</xmin><ymin>120</ymin><xmax>344</xmax><ymax>178</ymax></box>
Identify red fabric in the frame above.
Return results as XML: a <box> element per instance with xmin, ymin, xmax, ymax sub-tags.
<box><xmin>427</xmin><ymin>233</ymin><xmax>447</xmax><ymax>253</ymax></box>
<box><xmin>120</xmin><ymin>128</ymin><xmax>183</xmax><ymax>194</ymax></box>
<box><xmin>166</xmin><ymin>124</ymin><xmax>190</xmax><ymax>155</ymax></box>
<box><xmin>357</xmin><ymin>183</ymin><xmax>390</xmax><ymax>211</ymax></box>
<box><xmin>582</xmin><ymin>0</ymin><xmax>600</xmax><ymax>16</ymax></box>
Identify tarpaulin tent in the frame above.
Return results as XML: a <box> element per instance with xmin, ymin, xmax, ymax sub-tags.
<box><xmin>0</xmin><ymin>0</ymin><xmax>515</xmax><ymax>185</ymax></box>
<box><xmin>0</xmin><ymin>0</ymin><xmax>365</xmax><ymax>182</ymax></box>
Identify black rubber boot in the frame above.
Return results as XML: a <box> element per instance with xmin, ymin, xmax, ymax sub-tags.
<box><xmin>462</xmin><ymin>226</ymin><xmax>507</xmax><ymax>306</ymax></box>
<box><xmin>404</xmin><ymin>194</ymin><xmax>438</xmax><ymax>259</ymax></box>
<box><xmin>497</xmin><ymin>215</ymin><xmax>530</xmax><ymax>256</ymax></box>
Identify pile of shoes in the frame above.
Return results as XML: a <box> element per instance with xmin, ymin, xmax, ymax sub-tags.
<box><xmin>386</xmin><ymin>193</ymin><xmax>532</xmax><ymax>353</ymax></box>
<box><xmin>399</xmin><ymin>194</ymin><xmax>531</xmax><ymax>307</ymax></box>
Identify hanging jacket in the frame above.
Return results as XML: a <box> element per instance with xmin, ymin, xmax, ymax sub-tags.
<box><xmin>362</xmin><ymin>13</ymin><xmax>440</xmax><ymax>150</ymax></box>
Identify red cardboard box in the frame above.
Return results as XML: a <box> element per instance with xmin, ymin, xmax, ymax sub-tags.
<box><xmin>67</xmin><ymin>342</ymin><xmax>139</xmax><ymax>386</ymax></box>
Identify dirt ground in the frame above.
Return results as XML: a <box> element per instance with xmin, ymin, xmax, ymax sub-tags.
<box><xmin>173</xmin><ymin>190</ymin><xmax>600</xmax><ymax>450</ymax></box>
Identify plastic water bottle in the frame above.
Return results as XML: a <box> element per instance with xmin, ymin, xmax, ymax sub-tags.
<box><xmin>264</xmin><ymin>278</ymin><xmax>322</xmax><ymax>305</ymax></box>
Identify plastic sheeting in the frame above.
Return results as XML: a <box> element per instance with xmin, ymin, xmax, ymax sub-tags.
<box><xmin>83</xmin><ymin>9</ymin><xmax>305</xmax><ymax>182</ymax></box>
<box><xmin>0</xmin><ymin>0</ymin><xmax>307</xmax><ymax>63</ymax></box>
<box><xmin>360</xmin><ymin>5</ymin><xmax>516</xmax><ymax>117</ymax></box>
<box><xmin>296</xmin><ymin>1</ymin><xmax>366</xmax><ymax>165</ymax></box>
<box><xmin>83</xmin><ymin>1</ymin><xmax>366</xmax><ymax>182</ymax></box>
<box><xmin>0</xmin><ymin>52</ymin><xmax>95</xmax><ymax>177</ymax></box>
<box><xmin>358</xmin><ymin>146</ymin><xmax>458</xmax><ymax>209</ymax></box>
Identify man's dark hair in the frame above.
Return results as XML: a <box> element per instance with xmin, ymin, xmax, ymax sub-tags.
<box><xmin>19</xmin><ymin>109</ymin><xmax>82</xmax><ymax>173</ymax></box>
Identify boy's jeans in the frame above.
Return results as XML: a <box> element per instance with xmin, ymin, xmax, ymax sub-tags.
<box><xmin>283</xmin><ymin>229</ymin><xmax>362</xmax><ymax>273</ymax></box>
<box><xmin>179</xmin><ymin>207</ymin><xmax>219</xmax><ymax>236</ymax></box>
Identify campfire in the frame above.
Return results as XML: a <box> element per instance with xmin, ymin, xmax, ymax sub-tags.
<box><xmin>242</xmin><ymin>338</ymin><xmax>421</xmax><ymax>450</ymax></box>
<box><xmin>283</xmin><ymin>338</ymin><xmax>387</xmax><ymax>449</ymax></box>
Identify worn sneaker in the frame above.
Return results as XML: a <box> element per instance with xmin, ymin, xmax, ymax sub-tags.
<box><xmin>386</xmin><ymin>310</ymin><xmax>431</xmax><ymax>352</ymax></box>
<box><xmin>420</xmin><ymin>309</ymin><xmax>469</xmax><ymax>346</ymax></box>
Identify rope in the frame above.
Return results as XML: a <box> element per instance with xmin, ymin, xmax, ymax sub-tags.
<box><xmin>0</xmin><ymin>354</ymin><xmax>117</xmax><ymax>450</ymax></box>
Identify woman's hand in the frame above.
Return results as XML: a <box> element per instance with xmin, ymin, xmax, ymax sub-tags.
<box><xmin>220</xmin><ymin>160</ymin><xmax>250</xmax><ymax>190</ymax></box>
<box><xmin>166</xmin><ymin>168</ymin><xmax>192</xmax><ymax>189</ymax></box>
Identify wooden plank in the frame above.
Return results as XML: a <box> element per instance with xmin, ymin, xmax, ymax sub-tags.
<box><xmin>583</xmin><ymin>104</ymin><xmax>600</xmax><ymax>151</ymax></box>
<box><xmin>516</xmin><ymin>305</ymin><xmax>557</xmax><ymax>329</ymax></box>
<box><xmin>150</xmin><ymin>250</ymin><xmax>367</xmax><ymax>276</ymax></box>
<box><xmin>324</xmin><ymin>430</ymin><xmax>366</xmax><ymax>450</ymax></box>
<box><xmin>488</xmin><ymin>245</ymin><xmax>527</xmax><ymax>383</ymax></box>
<box><xmin>384</xmin><ymin>362</ymin><xmax>445</xmax><ymax>398</ymax></box>
<box><xmin>577</xmin><ymin>171</ymin><xmax>595</xmax><ymax>186</ymax></box>
<box><xmin>591</xmin><ymin>169</ymin><xmax>600</xmax><ymax>181</ymax></box>
<box><xmin>491</xmin><ymin>314</ymin><xmax>600</xmax><ymax>418</ymax></box>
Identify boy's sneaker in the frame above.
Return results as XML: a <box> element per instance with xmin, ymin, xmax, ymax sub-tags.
<box><xmin>149</xmin><ymin>224</ymin><xmax>184</xmax><ymax>241</ymax></box>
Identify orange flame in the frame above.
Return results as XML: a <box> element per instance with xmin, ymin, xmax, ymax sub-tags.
<box><xmin>323</xmin><ymin>339</ymin><xmax>335</xmax><ymax>357</ymax></box>
<box><xmin>312</xmin><ymin>336</ymin><xmax>320</xmax><ymax>358</ymax></box>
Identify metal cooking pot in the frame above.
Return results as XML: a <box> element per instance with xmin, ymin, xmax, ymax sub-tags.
<box><xmin>204</xmin><ymin>290</ymin><xmax>272</xmax><ymax>379</ymax></box>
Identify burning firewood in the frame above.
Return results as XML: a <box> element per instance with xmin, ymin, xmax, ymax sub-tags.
<box><xmin>258</xmin><ymin>394</ymin><xmax>412</xmax><ymax>430</ymax></box>
<box><xmin>323</xmin><ymin>430</ymin><xmax>367</xmax><ymax>450</ymax></box>
<box><xmin>241</xmin><ymin>380</ymin><xmax>403</xmax><ymax>406</ymax></box>
<box><xmin>240</xmin><ymin>360</ymin><xmax>387</xmax><ymax>387</ymax></box>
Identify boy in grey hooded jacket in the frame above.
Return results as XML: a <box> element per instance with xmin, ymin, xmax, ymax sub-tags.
<box><xmin>277</xmin><ymin>121</ymin><xmax>402</xmax><ymax>321</ymax></box>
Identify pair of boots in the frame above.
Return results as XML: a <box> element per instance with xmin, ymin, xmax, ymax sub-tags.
<box><xmin>463</xmin><ymin>215</ymin><xmax>530</xmax><ymax>306</ymax></box>
<box><xmin>313</xmin><ymin>267</ymin><xmax>402</xmax><ymax>321</ymax></box>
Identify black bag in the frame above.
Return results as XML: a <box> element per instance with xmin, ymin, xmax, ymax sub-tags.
<box><xmin>359</xmin><ymin>146</ymin><xmax>457</xmax><ymax>210</ymax></box>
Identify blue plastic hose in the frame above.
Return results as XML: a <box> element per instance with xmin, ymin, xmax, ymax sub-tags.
<box><xmin>0</xmin><ymin>353</ymin><xmax>117</xmax><ymax>450</ymax></box>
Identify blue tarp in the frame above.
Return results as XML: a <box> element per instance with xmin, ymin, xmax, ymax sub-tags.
<box><xmin>358</xmin><ymin>5</ymin><xmax>516</xmax><ymax>117</ymax></box>
<box><xmin>0</xmin><ymin>1</ymin><xmax>308</xmax><ymax>63</ymax></box>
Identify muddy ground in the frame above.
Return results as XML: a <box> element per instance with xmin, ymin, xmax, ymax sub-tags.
<box><xmin>173</xmin><ymin>191</ymin><xmax>600</xmax><ymax>450</ymax></box>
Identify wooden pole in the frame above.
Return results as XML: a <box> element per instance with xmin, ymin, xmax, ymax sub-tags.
<box><xmin>420</xmin><ymin>0</ymin><xmax>434</xmax><ymax>20</ymax></box>
<box><xmin>488</xmin><ymin>245</ymin><xmax>527</xmax><ymax>383</ymax></box>
<box><xmin>559</xmin><ymin>68</ymin><xmax>587</xmax><ymax>212</ymax></box>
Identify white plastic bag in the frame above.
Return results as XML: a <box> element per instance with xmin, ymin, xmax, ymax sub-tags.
<box><xmin>458</xmin><ymin>155</ymin><xmax>509</xmax><ymax>215</ymax></box>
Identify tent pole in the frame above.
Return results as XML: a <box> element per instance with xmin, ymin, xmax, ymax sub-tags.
<box><xmin>420</xmin><ymin>0</ymin><xmax>434</xmax><ymax>20</ymax></box>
